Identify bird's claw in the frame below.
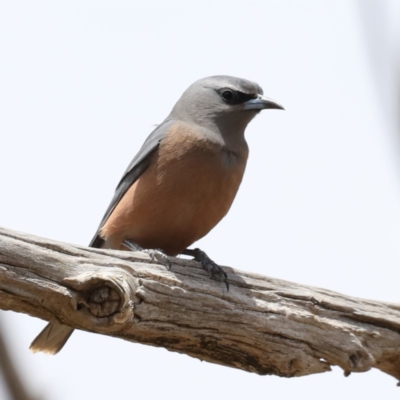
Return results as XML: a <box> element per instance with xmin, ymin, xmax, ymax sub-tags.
<box><xmin>123</xmin><ymin>240</ymin><xmax>171</xmax><ymax>270</ymax></box>
<box><xmin>144</xmin><ymin>248</ymin><xmax>172</xmax><ymax>270</ymax></box>
<box><xmin>184</xmin><ymin>248</ymin><xmax>229</xmax><ymax>291</ymax></box>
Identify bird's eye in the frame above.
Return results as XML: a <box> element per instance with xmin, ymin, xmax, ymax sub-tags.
<box><xmin>221</xmin><ymin>90</ymin><xmax>234</xmax><ymax>102</ymax></box>
<box><xmin>219</xmin><ymin>88</ymin><xmax>256</xmax><ymax>105</ymax></box>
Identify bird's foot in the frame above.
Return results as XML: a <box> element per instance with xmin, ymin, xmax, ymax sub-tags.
<box><xmin>123</xmin><ymin>239</ymin><xmax>171</xmax><ymax>270</ymax></box>
<box><xmin>183</xmin><ymin>248</ymin><xmax>228</xmax><ymax>291</ymax></box>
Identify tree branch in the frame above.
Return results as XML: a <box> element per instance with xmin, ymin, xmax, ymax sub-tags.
<box><xmin>0</xmin><ymin>226</ymin><xmax>399</xmax><ymax>382</ymax></box>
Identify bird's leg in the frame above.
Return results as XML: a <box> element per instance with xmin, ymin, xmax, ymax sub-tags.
<box><xmin>123</xmin><ymin>239</ymin><xmax>171</xmax><ymax>270</ymax></box>
<box><xmin>183</xmin><ymin>248</ymin><xmax>229</xmax><ymax>291</ymax></box>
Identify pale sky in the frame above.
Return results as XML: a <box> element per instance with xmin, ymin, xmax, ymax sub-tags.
<box><xmin>1</xmin><ymin>1</ymin><xmax>400</xmax><ymax>399</ymax></box>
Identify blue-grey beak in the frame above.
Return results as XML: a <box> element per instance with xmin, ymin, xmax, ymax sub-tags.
<box><xmin>244</xmin><ymin>95</ymin><xmax>284</xmax><ymax>111</ymax></box>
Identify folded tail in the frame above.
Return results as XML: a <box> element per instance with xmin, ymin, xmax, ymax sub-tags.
<box><xmin>30</xmin><ymin>322</ymin><xmax>74</xmax><ymax>355</ymax></box>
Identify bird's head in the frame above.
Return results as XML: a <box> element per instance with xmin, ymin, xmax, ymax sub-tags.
<box><xmin>170</xmin><ymin>75</ymin><xmax>283</xmax><ymax>146</ymax></box>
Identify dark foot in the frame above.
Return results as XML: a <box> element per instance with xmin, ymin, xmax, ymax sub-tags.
<box><xmin>123</xmin><ymin>239</ymin><xmax>171</xmax><ymax>270</ymax></box>
<box><xmin>183</xmin><ymin>248</ymin><xmax>228</xmax><ymax>291</ymax></box>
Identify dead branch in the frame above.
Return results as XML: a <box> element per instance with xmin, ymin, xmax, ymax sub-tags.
<box><xmin>0</xmin><ymin>226</ymin><xmax>399</xmax><ymax>382</ymax></box>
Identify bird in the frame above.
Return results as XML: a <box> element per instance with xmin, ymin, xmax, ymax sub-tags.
<box><xmin>30</xmin><ymin>75</ymin><xmax>284</xmax><ymax>354</ymax></box>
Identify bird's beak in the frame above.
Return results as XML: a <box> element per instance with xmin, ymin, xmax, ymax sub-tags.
<box><xmin>243</xmin><ymin>95</ymin><xmax>284</xmax><ymax>111</ymax></box>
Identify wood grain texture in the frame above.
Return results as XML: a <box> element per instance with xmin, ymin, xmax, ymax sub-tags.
<box><xmin>0</xmin><ymin>226</ymin><xmax>399</xmax><ymax>382</ymax></box>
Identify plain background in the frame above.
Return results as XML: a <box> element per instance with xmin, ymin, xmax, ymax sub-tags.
<box><xmin>1</xmin><ymin>0</ymin><xmax>400</xmax><ymax>399</ymax></box>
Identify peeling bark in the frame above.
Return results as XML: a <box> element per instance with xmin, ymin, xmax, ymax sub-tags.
<box><xmin>0</xmin><ymin>227</ymin><xmax>399</xmax><ymax>382</ymax></box>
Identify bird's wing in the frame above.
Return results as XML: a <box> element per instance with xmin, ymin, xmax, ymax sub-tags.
<box><xmin>89</xmin><ymin>119</ymin><xmax>175</xmax><ymax>248</ymax></box>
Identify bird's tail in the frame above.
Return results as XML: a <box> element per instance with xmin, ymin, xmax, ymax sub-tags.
<box><xmin>29</xmin><ymin>322</ymin><xmax>74</xmax><ymax>355</ymax></box>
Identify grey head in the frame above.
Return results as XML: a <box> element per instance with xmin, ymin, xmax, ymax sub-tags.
<box><xmin>169</xmin><ymin>75</ymin><xmax>283</xmax><ymax>147</ymax></box>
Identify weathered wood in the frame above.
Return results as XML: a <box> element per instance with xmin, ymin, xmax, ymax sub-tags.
<box><xmin>0</xmin><ymin>226</ymin><xmax>399</xmax><ymax>382</ymax></box>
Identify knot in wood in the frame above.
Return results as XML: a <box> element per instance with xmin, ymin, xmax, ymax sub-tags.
<box><xmin>87</xmin><ymin>285</ymin><xmax>120</xmax><ymax>317</ymax></box>
<box><xmin>64</xmin><ymin>270</ymin><xmax>130</xmax><ymax>319</ymax></box>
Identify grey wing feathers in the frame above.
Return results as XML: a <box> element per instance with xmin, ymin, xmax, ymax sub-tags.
<box><xmin>89</xmin><ymin>119</ymin><xmax>174</xmax><ymax>248</ymax></box>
